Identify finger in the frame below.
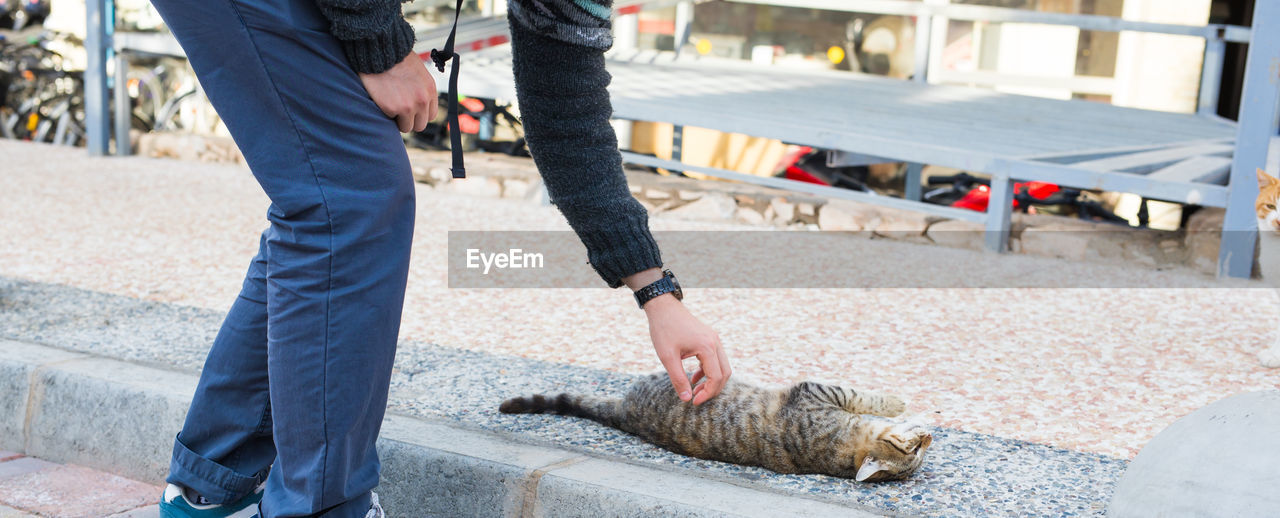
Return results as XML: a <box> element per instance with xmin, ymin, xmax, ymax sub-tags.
<box><xmin>412</xmin><ymin>110</ymin><xmax>430</xmax><ymax>133</ymax></box>
<box><xmin>707</xmin><ymin>341</ymin><xmax>731</xmax><ymax>405</ymax></box>
<box><xmin>690</xmin><ymin>369</ymin><xmax>704</xmax><ymax>387</ymax></box>
<box><xmin>692</xmin><ymin>381</ymin><xmax>709</xmax><ymax>399</ymax></box>
<box><xmin>659</xmin><ymin>353</ymin><xmax>693</xmax><ymax>402</ymax></box>
<box><xmin>690</xmin><ymin>377</ymin><xmax>713</xmax><ymax>401</ymax></box>
<box><xmin>690</xmin><ymin>379</ymin><xmax>714</xmax><ymax>404</ymax></box>
<box><xmin>396</xmin><ymin>113</ymin><xmax>412</xmax><ymax>133</ymax></box>
<box><xmin>715</xmin><ymin>338</ymin><xmax>732</xmax><ymax>380</ymax></box>
<box><xmin>428</xmin><ymin>96</ymin><xmax>440</xmax><ymax>121</ymax></box>
<box><xmin>691</xmin><ymin>348</ymin><xmax>724</xmax><ymax>405</ymax></box>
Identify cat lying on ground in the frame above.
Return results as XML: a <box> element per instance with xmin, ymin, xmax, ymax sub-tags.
<box><xmin>1257</xmin><ymin>169</ymin><xmax>1280</xmax><ymax>368</ymax></box>
<box><xmin>500</xmin><ymin>373</ymin><xmax>931</xmax><ymax>482</ymax></box>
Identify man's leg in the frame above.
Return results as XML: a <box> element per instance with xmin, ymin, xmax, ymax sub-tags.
<box><xmin>166</xmin><ymin>231</ymin><xmax>275</xmax><ymax>504</ymax></box>
<box><xmin>148</xmin><ymin>0</ymin><xmax>416</xmax><ymax>515</ymax></box>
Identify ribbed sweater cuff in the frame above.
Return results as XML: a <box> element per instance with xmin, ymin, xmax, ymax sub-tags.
<box><xmin>574</xmin><ymin>215</ymin><xmax>664</xmax><ymax>289</ymax></box>
<box><xmin>340</xmin><ymin>16</ymin><xmax>416</xmax><ymax>75</ymax></box>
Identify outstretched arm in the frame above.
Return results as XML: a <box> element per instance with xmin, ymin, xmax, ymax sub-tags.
<box><xmin>508</xmin><ymin>1</ymin><xmax>731</xmax><ymax>404</ymax></box>
<box><xmin>623</xmin><ymin>269</ymin><xmax>731</xmax><ymax>405</ymax></box>
<box><xmin>508</xmin><ymin>15</ymin><xmax>659</xmax><ymax>288</ymax></box>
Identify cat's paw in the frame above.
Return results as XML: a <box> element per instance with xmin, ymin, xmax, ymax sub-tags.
<box><xmin>1258</xmin><ymin>346</ymin><xmax>1280</xmax><ymax>368</ymax></box>
<box><xmin>878</xmin><ymin>395</ymin><xmax>907</xmax><ymax>417</ymax></box>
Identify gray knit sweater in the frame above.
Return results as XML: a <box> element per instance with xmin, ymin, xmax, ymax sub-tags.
<box><xmin>315</xmin><ymin>0</ymin><xmax>662</xmax><ymax>288</ymax></box>
<box><xmin>314</xmin><ymin>0</ymin><xmax>419</xmax><ymax>75</ymax></box>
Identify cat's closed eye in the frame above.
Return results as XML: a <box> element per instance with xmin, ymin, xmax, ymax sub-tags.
<box><xmin>888</xmin><ymin>441</ymin><xmax>917</xmax><ymax>455</ymax></box>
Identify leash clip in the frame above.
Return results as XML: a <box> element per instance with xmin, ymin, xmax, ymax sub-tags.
<box><xmin>429</xmin><ymin>48</ymin><xmax>453</xmax><ymax>73</ymax></box>
<box><xmin>430</xmin><ymin>0</ymin><xmax>466</xmax><ymax>179</ymax></box>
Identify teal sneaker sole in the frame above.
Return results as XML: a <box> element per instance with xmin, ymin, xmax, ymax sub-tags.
<box><xmin>159</xmin><ymin>484</ymin><xmax>262</xmax><ymax>518</ymax></box>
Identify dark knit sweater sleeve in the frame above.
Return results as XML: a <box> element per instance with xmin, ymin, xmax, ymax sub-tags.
<box><xmin>313</xmin><ymin>0</ymin><xmax>416</xmax><ymax>74</ymax></box>
<box><xmin>508</xmin><ymin>17</ymin><xmax>663</xmax><ymax>288</ymax></box>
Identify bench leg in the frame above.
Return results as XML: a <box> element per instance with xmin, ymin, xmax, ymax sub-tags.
<box><xmin>671</xmin><ymin>124</ymin><xmax>684</xmax><ymax>163</ymax></box>
<box><xmin>984</xmin><ymin>176</ymin><xmax>1014</xmax><ymax>252</ymax></box>
<box><xmin>85</xmin><ymin>0</ymin><xmax>110</xmax><ymax>156</ymax></box>
<box><xmin>1219</xmin><ymin>0</ymin><xmax>1280</xmax><ymax>278</ymax></box>
<box><xmin>904</xmin><ymin>163</ymin><xmax>923</xmax><ymax>201</ymax></box>
<box><xmin>114</xmin><ymin>52</ymin><xmax>132</xmax><ymax>156</ymax></box>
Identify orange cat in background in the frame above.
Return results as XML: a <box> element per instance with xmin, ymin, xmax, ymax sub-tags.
<box><xmin>1257</xmin><ymin>169</ymin><xmax>1280</xmax><ymax>368</ymax></box>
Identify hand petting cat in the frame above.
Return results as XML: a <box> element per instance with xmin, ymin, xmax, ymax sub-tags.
<box><xmin>624</xmin><ymin>268</ymin><xmax>732</xmax><ymax>405</ymax></box>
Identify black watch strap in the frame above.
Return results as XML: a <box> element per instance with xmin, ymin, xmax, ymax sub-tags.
<box><xmin>635</xmin><ymin>269</ymin><xmax>683</xmax><ymax>309</ymax></box>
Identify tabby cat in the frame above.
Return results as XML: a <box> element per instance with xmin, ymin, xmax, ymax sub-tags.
<box><xmin>499</xmin><ymin>373</ymin><xmax>931</xmax><ymax>481</ymax></box>
<box><xmin>1258</xmin><ymin>169</ymin><xmax>1280</xmax><ymax>368</ymax></box>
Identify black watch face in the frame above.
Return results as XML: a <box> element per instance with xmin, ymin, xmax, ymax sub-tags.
<box><xmin>665</xmin><ymin>269</ymin><xmax>683</xmax><ymax>300</ymax></box>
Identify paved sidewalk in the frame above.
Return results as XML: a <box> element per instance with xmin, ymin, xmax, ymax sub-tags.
<box><xmin>1</xmin><ymin>331</ymin><xmax>1119</xmax><ymax>517</ymax></box>
<box><xmin>0</xmin><ymin>451</ymin><xmax>159</xmax><ymax>517</ymax></box>
<box><xmin>1</xmin><ymin>141</ymin><xmax>1274</xmax><ymax>458</ymax></box>
<box><xmin>1</xmin><ymin>141</ymin><xmax>1277</xmax><ymax>516</ymax></box>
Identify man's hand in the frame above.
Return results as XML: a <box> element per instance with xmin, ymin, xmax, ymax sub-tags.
<box><xmin>645</xmin><ymin>295</ymin><xmax>731</xmax><ymax>405</ymax></box>
<box><xmin>625</xmin><ymin>268</ymin><xmax>732</xmax><ymax>405</ymax></box>
<box><xmin>358</xmin><ymin>52</ymin><xmax>438</xmax><ymax>133</ymax></box>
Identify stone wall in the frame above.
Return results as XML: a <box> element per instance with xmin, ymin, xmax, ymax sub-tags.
<box><xmin>135</xmin><ymin>132</ymin><xmax>1234</xmax><ymax>277</ymax></box>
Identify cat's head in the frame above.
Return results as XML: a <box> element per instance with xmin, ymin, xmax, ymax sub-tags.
<box><xmin>1259</xmin><ymin>169</ymin><xmax>1279</xmax><ymax>232</ymax></box>
<box><xmin>848</xmin><ymin>420</ymin><xmax>932</xmax><ymax>482</ymax></box>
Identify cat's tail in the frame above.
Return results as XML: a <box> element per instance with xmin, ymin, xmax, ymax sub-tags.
<box><xmin>499</xmin><ymin>393</ymin><xmax>625</xmax><ymax>429</ymax></box>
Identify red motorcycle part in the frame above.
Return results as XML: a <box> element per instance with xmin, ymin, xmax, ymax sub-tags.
<box><xmin>950</xmin><ymin>181</ymin><xmax>1063</xmax><ymax>212</ymax></box>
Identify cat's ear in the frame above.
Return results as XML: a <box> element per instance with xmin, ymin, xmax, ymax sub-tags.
<box><xmin>1258</xmin><ymin>169</ymin><xmax>1278</xmax><ymax>189</ymax></box>
<box><xmin>856</xmin><ymin>456</ymin><xmax>888</xmax><ymax>482</ymax></box>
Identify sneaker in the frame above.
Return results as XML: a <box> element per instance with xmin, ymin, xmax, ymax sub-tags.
<box><xmin>159</xmin><ymin>483</ymin><xmax>262</xmax><ymax>518</ymax></box>
<box><xmin>365</xmin><ymin>492</ymin><xmax>384</xmax><ymax>518</ymax></box>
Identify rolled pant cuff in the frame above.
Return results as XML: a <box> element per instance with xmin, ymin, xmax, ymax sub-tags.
<box><xmin>166</xmin><ymin>434</ymin><xmax>263</xmax><ymax>504</ymax></box>
<box><xmin>259</xmin><ymin>491</ymin><xmax>372</xmax><ymax>518</ymax></box>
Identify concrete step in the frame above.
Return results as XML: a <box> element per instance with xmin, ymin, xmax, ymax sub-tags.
<box><xmin>0</xmin><ymin>277</ymin><xmax>1123</xmax><ymax>516</ymax></box>
<box><xmin>0</xmin><ymin>339</ymin><xmax>876</xmax><ymax>517</ymax></box>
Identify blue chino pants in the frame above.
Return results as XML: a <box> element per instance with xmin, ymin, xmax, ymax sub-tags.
<box><xmin>146</xmin><ymin>0</ymin><xmax>416</xmax><ymax>516</ymax></box>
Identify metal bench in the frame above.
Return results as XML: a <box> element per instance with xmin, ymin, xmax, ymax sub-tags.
<box><xmin>83</xmin><ymin>0</ymin><xmax>1280</xmax><ymax>278</ymax></box>
<box><xmin>428</xmin><ymin>45</ymin><xmax>1233</xmax><ymax>225</ymax></box>
<box><xmin>410</xmin><ymin>0</ymin><xmax>1277</xmax><ymax>278</ymax></box>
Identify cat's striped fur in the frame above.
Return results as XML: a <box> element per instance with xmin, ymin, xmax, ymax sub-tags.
<box><xmin>500</xmin><ymin>373</ymin><xmax>931</xmax><ymax>481</ymax></box>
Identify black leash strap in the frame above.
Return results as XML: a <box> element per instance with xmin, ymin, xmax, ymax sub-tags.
<box><xmin>429</xmin><ymin>0</ymin><xmax>466</xmax><ymax>178</ymax></box>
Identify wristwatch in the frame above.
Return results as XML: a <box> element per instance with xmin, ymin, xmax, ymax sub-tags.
<box><xmin>634</xmin><ymin>269</ymin><xmax>683</xmax><ymax>309</ymax></box>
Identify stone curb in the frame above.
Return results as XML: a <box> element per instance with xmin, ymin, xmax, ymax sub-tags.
<box><xmin>0</xmin><ymin>340</ymin><xmax>886</xmax><ymax>517</ymax></box>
